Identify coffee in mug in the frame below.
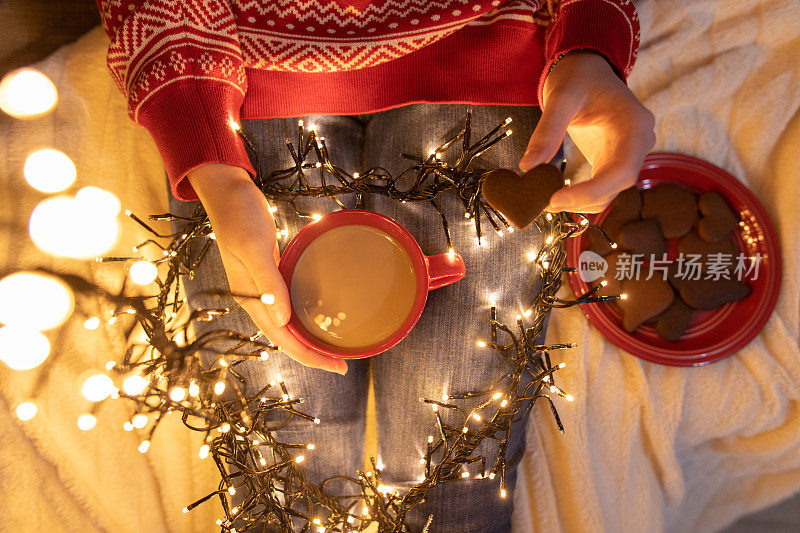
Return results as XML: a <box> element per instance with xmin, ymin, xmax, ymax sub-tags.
<box><xmin>289</xmin><ymin>224</ymin><xmax>418</xmax><ymax>349</ymax></box>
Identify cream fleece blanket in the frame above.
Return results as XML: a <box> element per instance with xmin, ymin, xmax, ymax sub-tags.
<box><xmin>1</xmin><ymin>1</ymin><xmax>798</xmax><ymax>531</ymax></box>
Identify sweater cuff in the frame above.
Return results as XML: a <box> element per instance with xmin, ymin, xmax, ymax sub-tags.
<box><xmin>538</xmin><ymin>0</ymin><xmax>639</xmax><ymax>105</ymax></box>
<box><xmin>137</xmin><ymin>81</ymin><xmax>256</xmax><ymax>202</ymax></box>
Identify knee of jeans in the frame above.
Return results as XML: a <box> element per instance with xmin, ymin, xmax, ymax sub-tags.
<box><xmin>404</xmin><ymin>474</ymin><xmax>517</xmax><ymax>533</ymax></box>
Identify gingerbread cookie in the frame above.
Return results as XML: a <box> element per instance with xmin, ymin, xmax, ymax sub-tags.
<box><xmin>617</xmin><ymin>277</ymin><xmax>674</xmax><ymax>333</ymax></box>
<box><xmin>641</xmin><ymin>184</ymin><xmax>698</xmax><ymax>238</ymax></box>
<box><xmin>481</xmin><ymin>164</ymin><xmax>564</xmax><ymax>230</ymax></box>
<box><xmin>677</xmin><ymin>230</ymin><xmax>737</xmax><ymax>260</ymax></box>
<box><xmin>698</xmin><ymin>191</ymin><xmax>739</xmax><ymax>243</ymax></box>
<box><xmin>607</xmin><ymin>186</ymin><xmax>642</xmax><ymax>224</ymax></box>
<box><xmin>655</xmin><ymin>298</ymin><xmax>694</xmax><ymax>342</ymax></box>
<box><xmin>618</xmin><ymin>219</ymin><xmax>667</xmax><ymax>258</ymax></box>
<box><xmin>671</xmin><ymin>277</ymin><xmax>751</xmax><ymax>311</ymax></box>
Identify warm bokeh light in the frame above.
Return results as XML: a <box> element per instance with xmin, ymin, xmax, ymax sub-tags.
<box><xmin>28</xmin><ymin>195</ymin><xmax>120</xmax><ymax>258</ymax></box>
<box><xmin>122</xmin><ymin>374</ymin><xmax>148</xmax><ymax>396</ymax></box>
<box><xmin>170</xmin><ymin>387</ymin><xmax>187</xmax><ymax>402</ymax></box>
<box><xmin>0</xmin><ymin>271</ymin><xmax>74</xmax><ymax>331</ymax></box>
<box><xmin>82</xmin><ymin>373</ymin><xmax>115</xmax><ymax>402</ymax></box>
<box><xmin>129</xmin><ymin>260</ymin><xmax>158</xmax><ymax>285</ymax></box>
<box><xmin>0</xmin><ymin>325</ymin><xmax>50</xmax><ymax>370</ymax></box>
<box><xmin>23</xmin><ymin>148</ymin><xmax>76</xmax><ymax>193</ymax></box>
<box><xmin>15</xmin><ymin>402</ymin><xmax>37</xmax><ymax>421</ymax></box>
<box><xmin>0</xmin><ymin>68</ymin><xmax>58</xmax><ymax>119</ymax></box>
<box><xmin>74</xmin><ymin>186</ymin><xmax>122</xmax><ymax>218</ymax></box>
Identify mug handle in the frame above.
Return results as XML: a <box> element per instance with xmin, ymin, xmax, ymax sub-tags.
<box><xmin>425</xmin><ymin>252</ymin><xmax>466</xmax><ymax>291</ymax></box>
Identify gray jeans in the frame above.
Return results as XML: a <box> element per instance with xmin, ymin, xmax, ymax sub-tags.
<box><xmin>169</xmin><ymin>104</ymin><xmax>547</xmax><ymax>532</ymax></box>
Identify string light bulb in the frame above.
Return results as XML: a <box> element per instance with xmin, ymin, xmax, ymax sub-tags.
<box><xmin>129</xmin><ymin>261</ymin><xmax>158</xmax><ymax>285</ymax></box>
<box><xmin>131</xmin><ymin>414</ymin><xmax>148</xmax><ymax>429</ymax></box>
<box><xmin>77</xmin><ymin>414</ymin><xmax>97</xmax><ymax>431</ymax></box>
<box><xmin>82</xmin><ymin>373</ymin><xmax>115</xmax><ymax>402</ymax></box>
<box><xmin>122</xmin><ymin>375</ymin><xmax>148</xmax><ymax>396</ymax></box>
<box><xmin>169</xmin><ymin>387</ymin><xmax>187</xmax><ymax>402</ymax></box>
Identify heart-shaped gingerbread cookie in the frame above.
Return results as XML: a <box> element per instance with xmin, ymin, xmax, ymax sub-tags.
<box><xmin>677</xmin><ymin>230</ymin><xmax>737</xmax><ymax>259</ymax></box>
<box><xmin>697</xmin><ymin>191</ymin><xmax>739</xmax><ymax>243</ymax></box>
<box><xmin>641</xmin><ymin>183</ymin><xmax>698</xmax><ymax>238</ymax></box>
<box><xmin>618</xmin><ymin>277</ymin><xmax>674</xmax><ymax>333</ymax></box>
<box><xmin>618</xmin><ymin>219</ymin><xmax>667</xmax><ymax>257</ymax></box>
<box><xmin>667</xmin><ymin>260</ymin><xmax>751</xmax><ymax>310</ymax></box>
<box><xmin>671</xmin><ymin>278</ymin><xmax>751</xmax><ymax>310</ymax></box>
<box><xmin>481</xmin><ymin>164</ymin><xmax>564</xmax><ymax>230</ymax></box>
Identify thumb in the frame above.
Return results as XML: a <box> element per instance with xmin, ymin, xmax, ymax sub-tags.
<box><xmin>246</xmin><ymin>246</ymin><xmax>292</xmax><ymax>327</ymax></box>
<box><xmin>519</xmin><ymin>92</ymin><xmax>579</xmax><ymax>172</ymax></box>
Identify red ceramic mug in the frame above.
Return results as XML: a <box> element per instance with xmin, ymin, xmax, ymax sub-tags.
<box><xmin>278</xmin><ymin>209</ymin><xmax>466</xmax><ymax>359</ymax></box>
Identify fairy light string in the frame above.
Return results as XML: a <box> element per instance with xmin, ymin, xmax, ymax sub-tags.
<box><xmin>5</xmin><ymin>111</ymin><xmax>626</xmax><ymax>532</ymax></box>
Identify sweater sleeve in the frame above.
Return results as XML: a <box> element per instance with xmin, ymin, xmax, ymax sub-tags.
<box><xmin>536</xmin><ymin>0</ymin><xmax>641</xmax><ymax>105</ymax></box>
<box><xmin>97</xmin><ymin>0</ymin><xmax>256</xmax><ymax>202</ymax></box>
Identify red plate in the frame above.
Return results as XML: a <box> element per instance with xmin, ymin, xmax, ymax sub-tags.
<box><xmin>565</xmin><ymin>153</ymin><xmax>782</xmax><ymax>366</ymax></box>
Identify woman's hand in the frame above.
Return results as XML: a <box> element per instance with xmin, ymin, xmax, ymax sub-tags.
<box><xmin>187</xmin><ymin>164</ymin><xmax>348</xmax><ymax>375</ymax></box>
<box><xmin>519</xmin><ymin>51</ymin><xmax>656</xmax><ymax>213</ymax></box>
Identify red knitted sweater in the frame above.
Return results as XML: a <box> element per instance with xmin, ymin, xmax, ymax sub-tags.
<box><xmin>97</xmin><ymin>0</ymin><xmax>640</xmax><ymax>201</ymax></box>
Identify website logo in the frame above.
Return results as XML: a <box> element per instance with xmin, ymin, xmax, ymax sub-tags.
<box><xmin>578</xmin><ymin>250</ymin><xmax>608</xmax><ymax>282</ymax></box>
